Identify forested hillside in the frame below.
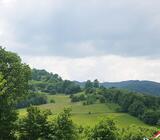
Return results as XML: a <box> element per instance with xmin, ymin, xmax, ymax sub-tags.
<box><xmin>30</xmin><ymin>69</ymin><xmax>160</xmax><ymax>96</ymax></box>
<box><xmin>76</xmin><ymin>80</ymin><xmax>160</xmax><ymax>96</ymax></box>
<box><xmin>28</xmin><ymin>70</ymin><xmax>160</xmax><ymax>126</ymax></box>
<box><xmin>29</xmin><ymin>69</ymin><xmax>81</xmax><ymax>94</ymax></box>
<box><xmin>101</xmin><ymin>80</ymin><xmax>160</xmax><ymax>96</ymax></box>
<box><xmin>71</xmin><ymin>80</ymin><xmax>160</xmax><ymax>126</ymax></box>
<box><xmin>1</xmin><ymin>47</ymin><xmax>160</xmax><ymax>140</ymax></box>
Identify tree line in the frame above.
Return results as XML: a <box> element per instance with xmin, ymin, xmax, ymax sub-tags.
<box><xmin>0</xmin><ymin>47</ymin><xmax>159</xmax><ymax>139</ymax></box>
<box><xmin>15</xmin><ymin>106</ymin><xmax>160</xmax><ymax>140</ymax></box>
<box><xmin>98</xmin><ymin>88</ymin><xmax>160</xmax><ymax>126</ymax></box>
<box><xmin>30</xmin><ymin>69</ymin><xmax>81</xmax><ymax>94</ymax></box>
<box><xmin>71</xmin><ymin>80</ymin><xmax>160</xmax><ymax>126</ymax></box>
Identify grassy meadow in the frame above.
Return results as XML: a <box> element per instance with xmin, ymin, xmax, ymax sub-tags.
<box><xmin>19</xmin><ymin>94</ymin><xmax>150</xmax><ymax>128</ymax></box>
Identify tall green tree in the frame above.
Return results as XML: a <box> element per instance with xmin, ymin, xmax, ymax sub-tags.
<box><xmin>44</xmin><ymin>108</ymin><xmax>77</xmax><ymax>140</ymax></box>
<box><xmin>85</xmin><ymin>80</ymin><xmax>95</xmax><ymax>94</ymax></box>
<box><xmin>18</xmin><ymin>106</ymin><xmax>50</xmax><ymax>140</ymax></box>
<box><xmin>85</xmin><ymin>80</ymin><xmax>93</xmax><ymax>89</ymax></box>
<box><xmin>128</xmin><ymin>100</ymin><xmax>145</xmax><ymax>117</ymax></box>
<box><xmin>0</xmin><ymin>47</ymin><xmax>31</xmax><ymax>139</ymax></box>
<box><xmin>88</xmin><ymin>118</ymin><xmax>119</xmax><ymax>140</ymax></box>
<box><xmin>93</xmin><ymin>79</ymin><xmax>100</xmax><ymax>88</ymax></box>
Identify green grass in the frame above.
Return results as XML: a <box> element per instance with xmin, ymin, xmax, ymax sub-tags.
<box><xmin>19</xmin><ymin>94</ymin><xmax>150</xmax><ymax>128</ymax></box>
<box><xmin>71</xmin><ymin>113</ymin><xmax>149</xmax><ymax>127</ymax></box>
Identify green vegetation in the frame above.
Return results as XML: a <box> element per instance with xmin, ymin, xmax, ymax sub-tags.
<box><xmin>99</xmin><ymin>88</ymin><xmax>160</xmax><ymax>125</ymax></box>
<box><xmin>18</xmin><ymin>106</ymin><xmax>159</xmax><ymax>140</ymax></box>
<box><xmin>74</xmin><ymin>79</ymin><xmax>160</xmax><ymax>126</ymax></box>
<box><xmin>0</xmin><ymin>47</ymin><xmax>31</xmax><ymax>139</ymax></box>
<box><xmin>30</xmin><ymin>69</ymin><xmax>81</xmax><ymax>94</ymax></box>
<box><xmin>101</xmin><ymin>80</ymin><xmax>160</xmax><ymax>96</ymax></box>
<box><xmin>1</xmin><ymin>47</ymin><xmax>160</xmax><ymax>139</ymax></box>
<box><xmin>16</xmin><ymin>92</ymin><xmax>48</xmax><ymax>108</ymax></box>
<box><xmin>19</xmin><ymin>94</ymin><xmax>150</xmax><ymax>128</ymax></box>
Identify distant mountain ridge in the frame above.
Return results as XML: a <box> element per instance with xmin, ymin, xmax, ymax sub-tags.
<box><xmin>75</xmin><ymin>80</ymin><xmax>160</xmax><ymax>96</ymax></box>
<box><xmin>30</xmin><ymin>69</ymin><xmax>160</xmax><ymax>96</ymax></box>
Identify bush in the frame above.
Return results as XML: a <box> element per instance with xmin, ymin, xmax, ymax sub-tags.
<box><xmin>16</xmin><ymin>93</ymin><xmax>48</xmax><ymax>108</ymax></box>
<box><xmin>17</xmin><ymin>107</ymin><xmax>159</xmax><ymax>140</ymax></box>
<box><xmin>99</xmin><ymin>96</ymin><xmax>106</xmax><ymax>103</ymax></box>
<box><xmin>121</xmin><ymin>125</ymin><xmax>158</xmax><ymax>140</ymax></box>
<box><xmin>86</xmin><ymin>94</ymin><xmax>97</xmax><ymax>105</ymax></box>
<box><xmin>70</xmin><ymin>94</ymin><xmax>86</xmax><ymax>102</ymax></box>
<box><xmin>44</xmin><ymin>108</ymin><xmax>78</xmax><ymax>140</ymax></box>
<box><xmin>83</xmin><ymin>102</ymin><xmax>87</xmax><ymax>106</ymax></box>
<box><xmin>88</xmin><ymin>118</ymin><xmax>119</xmax><ymax>140</ymax></box>
<box><xmin>50</xmin><ymin>99</ymin><xmax>55</xmax><ymax>103</ymax></box>
<box><xmin>18</xmin><ymin>106</ymin><xmax>51</xmax><ymax>140</ymax></box>
<box><xmin>85</xmin><ymin>87</ymin><xmax>96</xmax><ymax>94</ymax></box>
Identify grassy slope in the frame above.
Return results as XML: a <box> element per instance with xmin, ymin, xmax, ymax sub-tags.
<box><xmin>19</xmin><ymin>94</ymin><xmax>150</xmax><ymax>128</ymax></box>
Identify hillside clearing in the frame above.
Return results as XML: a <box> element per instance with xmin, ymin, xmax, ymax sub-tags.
<box><xmin>19</xmin><ymin>94</ymin><xmax>150</xmax><ymax>128</ymax></box>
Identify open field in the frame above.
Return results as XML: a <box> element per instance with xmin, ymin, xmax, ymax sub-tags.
<box><xmin>19</xmin><ymin>94</ymin><xmax>150</xmax><ymax>128</ymax></box>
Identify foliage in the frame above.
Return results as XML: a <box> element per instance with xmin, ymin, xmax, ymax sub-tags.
<box><xmin>70</xmin><ymin>93</ymin><xmax>98</xmax><ymax>105</ymax></box>
<box><xmin>99</xmin><ymin>95</ymin><xmax>106</xmax><ymax>103</ymax></box>
<box><xmin>18</xmin><ymin>106</ymin><xmax>51</xmax><ymax>140</ymax></box>
<box><xmin>101</xmin><ymin>80</ymin><xmax>160</xmax><ymax>96</ymax></box>
<box><xmin>85</xmin><ymin>80</ymin><xmax>97</xmax><ymax>94</ymax></box>
<box><xmin>143</xmin><ymin>110</ymin><xmax>160</xmax><ymax>125</ymax></box>
<box><xmin>0</xmin><ymin>47</ymin><xmax>31</xmax><ymax>139</ymax></box>
<box><xmin>121</xmin><ymin>125</ymin><xmax>158</xmax><ymax>140</ymax></box>
<box><xmin>99</xmin><ymin>88</ymin><xmax>160</xmax><ymax>125</ymax></box>
<box><xmin>93</xmin><ymin>79</ymin><xmax>100</xmax><ymax>88</ymax></box>
<box><xmin>88</xmin><ymin>118</ymin><xmax>120</xmax><ymax>140</ymax></box>
<box><xmin>30</xmin><ymin>69</ymin><xmax>81</xmax><ymax>94</ymax></box>
<box><xmin>53</xmin><ymin>108</ymin><xmax>77</xmax><ymax>140</ymax></box>
<box><xmin>16</xmin><ymin>93</ymin><xmax>48</xmax><ymax>108</ymax></box>
<box><xmin>17</xmin><ymin>106</ymin><xmax>159</xmax><ymax>140</ymax></box>
<box><xmin>50</xmin><ymin>99</ymin><xmax>55</xmax><ymax>103</ymax></box>
<box><xmin>1</xmin><ymin>48</ymin><xmax>160</xmax><ymax>139</ymax></box>
<box><xmin>42</xmin><ymin>108</ymin><xmax>78</xmax><ymax>140</ymax></box>
<box><xmin>70</xmin><ymin>93</ymin><xmax>86</xmax><ymax>102</ymax></box>
<box><xmin>85</xmin><ymin>94</ymin><xmax>97</xmax><ymax>105</ymax></box>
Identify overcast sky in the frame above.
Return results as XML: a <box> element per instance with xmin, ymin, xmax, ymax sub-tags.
<box><xmin>1</xmin><ymin>0</ymin><xmax>160</xmax><ymax>82</ymax></box>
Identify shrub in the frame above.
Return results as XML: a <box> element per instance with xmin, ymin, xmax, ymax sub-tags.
<box><xmin>88</xmin><ymin>118</ymin><xmax>119</xmax><ymax>140</ymax></box>
<box><xmin>18</xmin><ymin>106</ymin><xmax>51</xmax><ymax>140</ymax></box>
<box><xmin>50</xmin><ymin>99</ymin><xmax>55</xmax><ymax>103</ymax></box>
<box><xmin>44</xmin><ymin>108</ymin><xmax>78</xmax><ymax>140</ymax></box>
<box><xmin>121</xmin><ymin>125</ymin><xmax>158</xmax><ymax>140</ymax></box>
<box><xmin>16</xmin><ymin>93</ymin><xmax>48</xmax><ymax>108</ymax></box>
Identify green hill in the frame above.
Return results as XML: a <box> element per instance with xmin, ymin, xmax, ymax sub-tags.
<box><xmin>76</xmin><ymin>80</ymin><xmax>160</xmax><ymax>96</ymax></box>
<box><xmin>19</xmin><ymin>94</ymin><xmax>150</xmax><ymax>128</ymax></box>
<box><xmin>101</xmin><ymin>80</ymin><xmax>160</xmax><ymax>96</ymax></box>
<box><xmin>29</xmin><ymin>69</ymin><xmax>81</xmax><ymax>94</ymax></box>
<box><xmin>31</xmin><ymin>69</ymin><xmax>160</xmax><ymax>96</ymax></box>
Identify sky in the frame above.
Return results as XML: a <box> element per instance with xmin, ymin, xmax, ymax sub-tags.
<box><xmin>0</xmin><ymin>0</ymin><xmax>160</xmax><ymax>82</ymax></box>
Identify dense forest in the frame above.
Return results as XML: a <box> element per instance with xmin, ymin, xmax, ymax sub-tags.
<box><xmin>0</xmin><ymin>47</ymin><xmax>160</xmax><ymax>140</ymax></box>
<box><xmin>100</xmin><ymin>88</ymin><xmax>160</xmax><ymax>125</ymax></box>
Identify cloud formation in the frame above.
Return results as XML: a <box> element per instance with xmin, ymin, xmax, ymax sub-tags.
<box><xmin>1</xmin><ymin>0</ymin><xmax>160</xmax><ymax>58</ymax></box>
<box><xmin>1</xmin><ymin>0</ymin><xmax>160</xmax><ymax>82</ymax></box>
<box><xmin>22</xmin><ymin>55</ymin><xmax>160</xmax><ymax>82</ymax></box>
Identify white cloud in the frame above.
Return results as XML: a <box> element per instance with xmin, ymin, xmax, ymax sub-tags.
<box><xmin>1</xmin><ymin>0</ymin><xmax>160</xmax><ymax>81</ymax></box>
<box><xmin>1</xmin><ymin>0</ymin><xmax>160</xmax><ymax>58</ymax></box>
<box><xmin>22</xmin><ymin>55</ymin><xmax>160</xmax><ymax>82</ymax></box>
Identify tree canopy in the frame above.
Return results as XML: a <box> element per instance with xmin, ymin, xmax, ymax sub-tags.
<box><xmin>0</xmin><ymin>47</ymin><xmax>31</xmax><ymax>139</ymax></box>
